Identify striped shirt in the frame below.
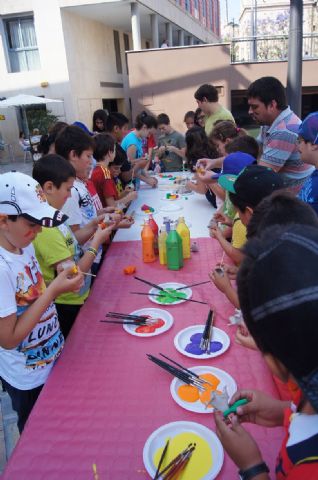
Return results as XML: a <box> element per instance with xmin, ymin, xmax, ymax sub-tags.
<box><xmin>258</xmin><ymin>107</ymin><xmax>314</xmax><ymax>188</ymax></box>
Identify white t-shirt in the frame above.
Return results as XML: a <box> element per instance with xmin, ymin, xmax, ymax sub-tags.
<box><xmin>0</xmin><ymin>245</ymin><xmax>64</xmax><ymax>390</ymax></box>
<box><xmin>62</xmin><ymin>178</ymin><xmax>102</xmax><ymax>263</ymax></box>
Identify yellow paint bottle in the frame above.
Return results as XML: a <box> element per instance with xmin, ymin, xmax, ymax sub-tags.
<box><xmin>176</xmin><ymin>217</ymin><xmax>191</xmax><ymax>259</ymax></box>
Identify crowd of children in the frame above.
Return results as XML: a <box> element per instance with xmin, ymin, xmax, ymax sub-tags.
<box><xmin>1</xmin><ymin>76</ymin><xmax>318</xmax><ymax>478</ymax></box>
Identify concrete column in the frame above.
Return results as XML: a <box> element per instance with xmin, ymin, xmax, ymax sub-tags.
<box><xmin>177</xmin><ymin>29</ymin><xmax>185</xmax><ymax>46</ymax></box>
<box><xmin>131</xmin><ymin>2</ymin><xmax>141</xmax><ymax>50</ymax></box>
<box><xmin>189</xmin><ymin>36</ymin><xmax>194</xmax><ymax>45</ymax></box>
<box><xmin>165</xmin><ymin>22</ymin><xmax>173</xmax><ymax>47</ymax></box>
<box><xmin>151</xmin><ymin>13</ymin><xmax>159</xmax><ymax>48</ymax></box>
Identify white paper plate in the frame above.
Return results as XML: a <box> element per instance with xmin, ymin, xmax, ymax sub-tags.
<box><xmin>143</xmin><ymin>421</ymin><xmax>224</xmax><ymax>480</ymax></box>
<box><xmin>122</xmin><ymin>308</ymin><xmax>173</xmax><ymax>337</ymax></box>
<box><xmin>148</xmin><ymin>282</ymin><xmax>192</xmax><ymax>306</ymax></box>
<box><xmin>174</xmin><ymin>325</ymin><xmax>230</xmax><ymax>359</ymax></box>
<box><xmin>170</xmin><ymin>365</ymin><xmax>237</xmax><ymax>414</ymax></box>
<box><xmin>159</xmin><ymin>203</ymin><xmax>184</xmax><ymax>213</ymax></box>
<box><xmin>160</xmin><ymin>194</ymin><xmax>181</xmax><ymax>201</ymax></box>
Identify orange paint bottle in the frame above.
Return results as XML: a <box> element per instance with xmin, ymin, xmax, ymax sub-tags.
<box><xmin>141</xmin><ymin>220</ymin><xmax>156</xmax><ymax>263</ymax></box>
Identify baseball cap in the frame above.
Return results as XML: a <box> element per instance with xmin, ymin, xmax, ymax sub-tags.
<box><xmin>212</xmin><ymin>152</ymin><xmax>256</xmax><ymax>179</ymax></box>
<box><xmin>218</xmin><ymin>165</ymin><xmax>284</xmax><ymax>208</ymax></box>
<box><xmin>287</xmin><ymin>111</ymin><xmax>318</xmax><ymax>144</ymax></box>
<box><xmin>239</xmin><ymin>224</ymin><xmax>318</xmax><ymax>412</ymax></box>
<box><xmin>73</xmin><ymin>121</ymin><xmax>94</xmax><ymax>136</ymax></box>
<box><xmin>0</xmin><ymin>171</ymin><xmax>68</xmax><ymax>227</ymax></box>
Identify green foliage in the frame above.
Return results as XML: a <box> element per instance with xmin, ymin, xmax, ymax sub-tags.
<box><xmin>26</xmin><ymin>109</ymin><xmax>60</xmax><ymax>135</ymax></box>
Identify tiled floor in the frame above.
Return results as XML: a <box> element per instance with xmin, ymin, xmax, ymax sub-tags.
<box><xmin>0</xmin><ymin>159</ymin><xmax>33</xmax><ymax>176</ymax></box>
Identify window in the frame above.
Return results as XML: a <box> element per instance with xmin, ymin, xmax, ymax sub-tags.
<box><xmin>4</xmin><ymin>16</ymin><xmax>40</xmax><ymax>72</ymax></box>
<box><xmin>123</xmin><ymin>33</ymin><xmax>130</xmax><ymax>73</ymax></box>
<box><xmin>185</xmin><ymin>0</ymin><xmax>190</xmax><ymax>12</ymax></box>
<box><xmin>113</xmin><ymin>30</ymin><xmax>122</xmax><ymax>74</ymax></box>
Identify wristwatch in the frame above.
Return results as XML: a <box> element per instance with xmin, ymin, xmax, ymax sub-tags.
<box><xmin>238</xmin><ymin>462</ymin><xmax>269</xmax><ymax>480</ymax></box>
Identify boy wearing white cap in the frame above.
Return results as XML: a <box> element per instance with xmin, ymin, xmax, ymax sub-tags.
<box><xmin>0</xmin><ymin>171</ymin><xmax>83</xmax><ymax>432</ymax></box>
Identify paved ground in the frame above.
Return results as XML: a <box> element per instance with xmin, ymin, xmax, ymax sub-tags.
<box><xmin>0</xmin><ymin>160</ymin><xmax>33</xmax><ymax>472</ymax></box>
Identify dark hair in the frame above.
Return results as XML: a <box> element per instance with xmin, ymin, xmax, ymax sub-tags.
<box><xmin>185</xmin><ymin>126</ymin><xmax>217</xmax><ymax>170</ymax></box>
<box><xmin>157</xmin><ymin>113</ymin><xmax>170</xmax><ymax>126</ymax></box>
<box><xmin>37</xmin><ymin>121</ymin><xmax>68</xmax><ymax>155</ymax></box>
<box><xmin>33</xmin><ymin>154</ymin><xmax>76</xmax><ymax>188</ymax></box>
<box><xmin>7</xmin><ymin>215</ymin><xmax>18</xmax><ymax>222</ymax></box>
<box><xmin>194</xmin><ymin>108</ymin><xmax>204</xmax><ymax>126</ymax></box>
<box><xmin>229</xmin><ymin>191</ymin><xmax>249</xmax><ymax>213</ymax></box>
<box><xmin>194</xmin><ymin>84</ymin><xmax>219</xmax><ymax>102</ymax></box>
<box><xmin>109</xmin><ymin>155</ymin><xmax>124</xmax><ymax>167</ymax></box>
<box><xmin>135</xmin><ymin>111</ymin><xmax>157</xmax><ymax>130</ymax></box>
<box><xmin>92</xmin><ymin>109</ymin><xmax>108</xmax><ymax>132</ymax></box>
<box><xmin>55</xmin><ymin>125</ymin><xmax>94</xmax><ymax>160</ymax></box>
<box><xmin>210</xmin><ymin>121</ymin><xmax>244</xmax><ymax>143</ymax></box>
<box><xmin>225</xmin><ymin>135</ymin><xmax>259</xmax><ymax>159</ymax></box>
<box><xmin>184</xmin><ymin>111</ymin><xmax>195</xmax><ymax>123</ymax></box>
<box><xmin>237</xmin><ymin>224</ymin><xmax>318</xmax><ymax>385</ymax></box>
<box><xmin>105</xmin><ymin>112</ymin><xmax>129</xmax><ymax>132</ymax></box>
<box><xmin>93</xmin><ymin>133</ymin><xmax>115</xmax><ymax>162</ymax></box>
<box><xmin>247</xmin><ymin>191</ymin><xmax>318</xmax><ymax>239</ymax></box>
<box><xmin>247</xmin><ymin>76</ymin><xmax>287</xmax><ymax>110</ymax></box>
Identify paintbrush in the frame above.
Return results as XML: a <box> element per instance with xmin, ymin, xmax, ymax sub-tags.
<box><xmin>130</xmin><ymin>291</ymin><xmax>208</xmax><ymax>305</ymax></box>
<box><xmin>175</xmin><ymin>280</ymin><xmax>210</xmax><ymax>290</ymax></box>
<box><xmin>134</xmin><ymin>276</ymin><xmax>166</xmax><ymax>292</ymax></box>
<box><xmin>153</xmin><ymin>439</ymin><xmax>170</xmax><ymax>480</ymax></box>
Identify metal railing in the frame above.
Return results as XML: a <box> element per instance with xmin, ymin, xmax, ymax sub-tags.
<box><xmin>230</xmin><ymin>33</ymin><xmax>318</xmax><ymax>63</ymax></box>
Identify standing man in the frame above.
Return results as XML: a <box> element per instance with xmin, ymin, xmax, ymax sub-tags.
<box><xmin>157</xmin><ymin>113</ymin><xmax>186</xmax><ymax>172</ymax></box>
<box><xmin>247</xmin><ymin>76</ymin><xmax>313</xmax><ymax>192</ymax></box>
<box><xmin>194</xmin><ymin>84</ymin><xmax>234</xmax><ymax>136</ymax></box>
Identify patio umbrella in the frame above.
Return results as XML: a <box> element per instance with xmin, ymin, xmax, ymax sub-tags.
<box><xmin>0</xmin><ymin>94</ymin><xmax>63</xmax><ymax>137</ymax></box>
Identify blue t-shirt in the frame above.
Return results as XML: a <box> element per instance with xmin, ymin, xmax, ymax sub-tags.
<box><xmin>121</xmin><ymin>131</ymin><xmax>143</xmax><ymax>158</ymax></box>
<box><xmin>298</xmin><ymin>169</ymin><xmax>318</xmax><ymax>215</ymax></box>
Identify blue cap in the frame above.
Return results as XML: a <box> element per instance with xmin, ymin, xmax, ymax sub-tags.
<box><xmin>73</xmin><ymin>121</ymin><xmax>94</xmax><ymax>136</ymax></box>
<box><xmin>212</xmin><ymin>152</ymin><xmax>256</xmax><ymax>179</ymax></box>
<box><xmin>287</xmin><ymin>112</ymin><xmax>318</xmax><ymax>145</ymax></box>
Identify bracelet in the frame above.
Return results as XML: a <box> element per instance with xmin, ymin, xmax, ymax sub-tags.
<box><xmin>87</xmin><ymin>247</ymin><xmax>97</xmax><ymax>258</ymax></box>
<box><xmin>238</xmin><ymin>462</ymin><xmax>269</xmax><ymax>480</ymax></box>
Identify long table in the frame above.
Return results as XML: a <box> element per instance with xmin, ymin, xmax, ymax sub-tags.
<box><xmin>2</xmin><ymin>176</ymin><xmax>283</xmax><ymax>479</ymax></box>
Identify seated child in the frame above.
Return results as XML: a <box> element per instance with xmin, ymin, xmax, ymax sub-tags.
<box><xmin>33</xmin><ymin>154</ymin><xmax>116</xmax><ymax>338</ymax></box>
<box><xmin>214</xmin><ymin>224</ymin><xmax>318</xmax><ymax>480</ymax></box>
<box><xmin>0</xmin><ymin>172</ymin><xmax>83</xmax><ymax>432</ymax></box>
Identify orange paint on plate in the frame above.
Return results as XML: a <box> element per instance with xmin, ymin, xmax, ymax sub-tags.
<box><xmin>177</xmin><ymin>384</ymin><xmax>200</xmax><ymax>403</ymax></box>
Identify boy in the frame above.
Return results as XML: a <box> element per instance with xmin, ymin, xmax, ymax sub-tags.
<box><xmin>33</xmin><ymin>155</ymin><xmax>115</xmax><ymax>338</ymax></box>
<box><xmin>157</xmin><ymin>113</ymin><xmax>186</xmax><ymax>172</ymax></box>
<box><xmin>105</xmin><ymin>112</ymin><xmax>132</xmax><ymax>185</ymax></box>
<box><xmin>214</xmin><ymin>224</ymin><xmax>318</xmax><ymax>480</ymax></box>
<box><xmin>0</xmin><ymin>171</ymin><xmax>83</xmax><ymax>432</ymax></box>
<box><xmin>287</xmin><ymin>111</ymin><xmax>318</xmax><ymax>215</ymax></box>
<box><xmin>194</xmin><ymin>83</ymin><xmax>234</xmax><ymax>136</ymax></box>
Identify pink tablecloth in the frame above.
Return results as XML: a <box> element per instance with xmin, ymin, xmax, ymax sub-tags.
<box><xmin>2</xmin><ymin>238</ymin><xmax>283</xmax><ymax>480</ymax></box>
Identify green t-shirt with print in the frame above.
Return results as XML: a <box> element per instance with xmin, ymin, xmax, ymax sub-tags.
<box><xmin>204</xmin><ymin>106</ymin><xmax>235</xmax><ymax>136</ymax></box>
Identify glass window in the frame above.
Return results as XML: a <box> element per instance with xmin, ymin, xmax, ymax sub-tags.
<box><xmin>185</xmin><ymin>0</ymin><xmax>191</xmax><ymax>12</ymax></box>
<box><xmin>5</xmin><ymin>16</ymin><xmax>40</xmax><ymax>72</ymax></box>
<box><xmin>113</xmin><ymin>30</ymin><xmax>122</xmax><ymax>74</ymax></box>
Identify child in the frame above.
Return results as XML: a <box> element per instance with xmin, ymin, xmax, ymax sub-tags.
<box><xmin>91</xmin><ymin>133</ymin><xmax>137</xmax><ymax>208</ymax></box>
<box><xmin>0</xmin><ymin>172</ymin><xmax>83</xmax><ymax>432</ymax></box>
<box><xmin>214</xmin><ymin>224</ymin><xmax>318</xmax><ymax>479</ymax></box>
<box><xmin>33</xmin><ymin>154</ymin><xmax>116</xmax><ymax>338</ymax></box>
<box><xmin>287</xmin><ymin>111</ymin><xmax>318</xmax><ymax>215</ymax></box>
<box><xmin>105</xmin><ymin>112</ymin><xmax>132</xmax><ymax>185</ymax></box>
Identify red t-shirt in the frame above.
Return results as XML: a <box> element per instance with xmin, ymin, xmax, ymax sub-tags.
<box><xmin>91</xmin><ymin>165</ymin><xmax>118</xmax><ymax>206</ymax></box>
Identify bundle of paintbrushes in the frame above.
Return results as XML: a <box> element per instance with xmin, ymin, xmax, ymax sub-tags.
<box><xmin>101</xmin><ymin>312</ymin><xmax>158</xmax><ymax>326</ymax></box>
<box><xmin>153</xmin><ymin>442</ymin><xmax>196</xmax><ymax>480</ymax></box>
<box><xmin>147</xmin><ymin>353</ymin><xmax>213</xmax><ymax>391</ymax></box>
<box><xmin>199</xmin><ymin>310</ymin><xmax>214</xmax><ymax>354</ymax></box>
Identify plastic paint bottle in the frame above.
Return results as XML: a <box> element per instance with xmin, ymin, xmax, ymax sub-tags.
<box><xmin>176</xmin><ymin>217</ymin><xmax>191</xmax><ymax>259</ymax></box>
<box><xmin>141</xmin><ymin>221</ymin><xmax>156</xmax><ymax>263</ymax></box>
<box><xmin>163</xmin><ymin>216</ymin><xmax>171</xmax><ymax>233</ymax></box>
<box><xmin>148</xmin><ymin>214</ymin><xmax>159</xmax><ymax>255</ymax></box>
<box><xmin>166</xmin><ymin>223</ymin><xmax>183</xmax><ymax>270</ymax></box>
<box><xmin>158</xmin><ymin>224</ymin><xmax>168</xmax><ymax>265</ymax></box>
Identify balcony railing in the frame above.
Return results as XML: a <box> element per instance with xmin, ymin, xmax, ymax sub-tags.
<box><xmin>230</xmin><ymin>33</ymin><xmax>318</xmax><ymax>63</ymax></box>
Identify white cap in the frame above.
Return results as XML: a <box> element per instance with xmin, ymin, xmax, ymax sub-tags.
<box><xmin>0</xmin><ymin>171</ymin><xmax>68</xmax><ymax>227</ymax></box>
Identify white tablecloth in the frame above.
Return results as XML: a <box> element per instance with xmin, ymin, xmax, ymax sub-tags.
<box><xmin>114</xmin><ymin>173</ymin><xmax>216</xmax><ymax>242</ymax></box>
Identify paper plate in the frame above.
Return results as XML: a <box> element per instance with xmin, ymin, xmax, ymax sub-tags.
<box><xmin>122</xmin><ymin>308</ymin><xmax>173</xmax><ymax>337</ymax></box>
<box><xmin>174</xmin><ymin>325</ymin><xmax>230</xmax><ymax>359</ymax></box>
<box><xmin>161</xmin><ymin>194</ymin><xmax>180</xmax><ymax>201</ymax></box>
<box><xmin>148</xmin><ymin>282</ymin><xmax>192</xmax><ymax>306</ymax></box>
<box><xmin>170</xmin><ymin>365</ymin><xmax>237</xmax><ymax>414</ymax></box>
<box><xmin>143</xmin><ymin>421</ymin><xmax>224</xmax><ymax>480</ymax></box>
<box><xmin>159</xmin><ymin>203</ymin><xmax>184</xmax><ymax>213</ymax></box>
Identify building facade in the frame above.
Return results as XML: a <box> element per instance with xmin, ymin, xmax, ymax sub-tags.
<box><xmin>0</xmin><ymin>0</ymin><xmax>220</xmax><ymax>156</ymax></box>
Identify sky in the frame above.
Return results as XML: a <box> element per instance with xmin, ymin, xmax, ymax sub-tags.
<box><xmin>219</xmin><ymin>0</ymin><xmax>241</xmax><ymax>27</ymax></box>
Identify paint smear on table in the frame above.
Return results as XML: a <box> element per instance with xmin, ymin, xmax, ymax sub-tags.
<box><xmin>153</xmin><ymin>432</ymin><xmax>213</xmax><ymax>480</ymax></box>
<box><xmin>156</xmin><ymin>288</ymin><xmax>187</xmax><ymax>304</ymax></box>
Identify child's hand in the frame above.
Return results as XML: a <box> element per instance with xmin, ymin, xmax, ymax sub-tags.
<box><xmin>214</xmin><ymin>411</ymin><xmax>264</xmax><ymax>471</ymax></box>
<box><xmin>94</xmin><ymin>225</ymin><xmax>115</xmax><ymax>244</ymax></box>
<box><xmin>214</xmin><ymin>212</ymin><xmax>232</xmax><ymax>226</ymax></box>
<box><xmin>235</xmin><ymin>325</ymin><xmax>258</xmax><ymax>351</ymax></box>
<box><xmin>102</xmin><ymin>206</ymin><xmax>116</xmax><ymax>214</ymax></box>
<box><xmin>125</xmin><ymin>191</ymin><xmax>138</xmax><ymax>202</ymax></box>
<box><xmin>50</xmin><ymin>267</ymin><xmax>84</xmax><ymax>297</ymax></box>
<box><xmin>222</xmin><ymin>263</ymin><xmax>238</xmax><ymax>280</ymax></box>
<box><xmin>228</xmin><ymin>390</ymin><xmax>287</xmax><ymax>427</ymax></box>
<box><xmin>147</xmin><ymin>177</ymin><xmax>158</xmax><ymax>188</ymax></box>
<box><xmin>209</xmin><ymin>225</ymin><xmax>223</xmax><ymax>241</ymax></box>
<box><xmin>118</xmin><ymin>217</ymin><xmax>134</xmax><ymax>229</ymax></box>
<box><xmin>209</xmin><ymin>268</ymin><xmax>231</xmax><ymax>293</ymax></box>
<box><xmin>196</xmin><ymin>170</ymin><xmax>214</xmax><ymax>183</ymax></box>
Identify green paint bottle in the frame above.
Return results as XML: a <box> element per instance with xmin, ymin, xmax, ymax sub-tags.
<box><xmin>166</xmin><ymin>222</ymin><xmax>183</xmax><ymax>270</ymax></box>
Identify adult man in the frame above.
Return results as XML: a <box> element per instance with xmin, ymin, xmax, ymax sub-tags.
<box><xmin>105</xmin><ymin>112</ymin><xmax>133</xmax><ymax>185</ymax></box>
<box><xmin>157</xmin><ymin>113</ymin><xmax>186</xmax><ymax>172</ymax></box>
<box><xmin>194</xmin><ymin>84</ymin><xmax>234</xmax><ymax>136</ymax></box>
<box><xmin>287</xmin><ymin>111</ymin><xmax>318</xmax><ymax>214</ymax></box>
<box><xmin>247</xmin><ymin>76</ymin><xmax>313</xmax><ymax>191</ymax></box>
